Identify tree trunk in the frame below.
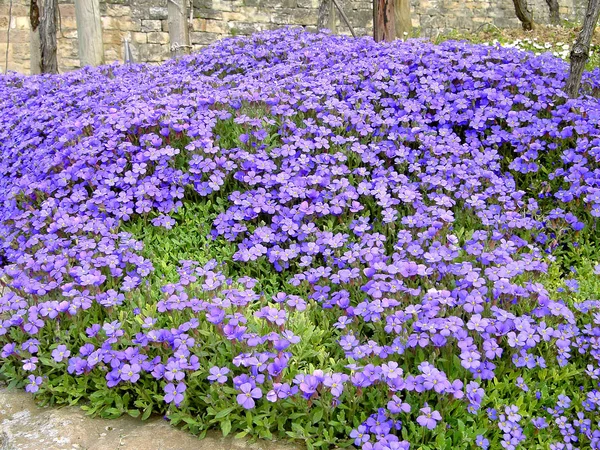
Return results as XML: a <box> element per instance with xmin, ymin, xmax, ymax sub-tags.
<box><xmin>39</xmin><ymin>0</ymin><xmax>58</xmax><ymax>73</ymax></box>
<box><xmin>512</xmin><ymin>0</ymin><xmax>535</xmax><ymax>30</ymax></box>
<box><xmin>167</xmin><ymin>0</ymin><xmax>190</xmax><ymax>57</ymax></box>
<box><xmin>29</xmin><ymin>0</ymin><xmax>41</xmax><ymax>74</ymax></box>
<box><xmin>317</xmin><ymin>0</ymin><xmax>329</xmax><ymax>29</ymax></box>
<box><xmin>328</xmin><ymin>0</ymin><xmax>337</xmax><ymax>33</ymax></box>
<box><xmin>75</xmin><ymin>0</ymin><xmax>104</xmax><ymax>67</ymax></box>
<box><xmin>394</xmin><ymin>0</ymin><xmax>411</xmax><ymax>38</ymax></box>
<box><xmin>544</xmin><ymin>0</ymin><xmax>560</xmax><ymax>24</ymax></box>
<box><xmin>565</xmin><ymin>0</ymin><xmax>600</xmax><ymax>97</ymax></box>
<box><xmin>374</xmin><ymin>0</ymin><xmax>395</xmax><ymax>42</ymax></box>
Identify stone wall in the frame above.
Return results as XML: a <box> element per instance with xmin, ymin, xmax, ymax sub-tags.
<box><xmin>0</xmin><ymin>0</ymin><xmax>588</xmax><ymax>74</ymax></box>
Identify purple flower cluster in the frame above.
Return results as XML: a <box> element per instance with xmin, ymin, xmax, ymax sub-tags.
<box><xmin>1</xmin><ymin>28</ymin><xmax>600</xmax><ymax>448</ymax></box>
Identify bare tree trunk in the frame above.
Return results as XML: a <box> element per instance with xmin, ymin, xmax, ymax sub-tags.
<box><xmin>374</xmin><ymin>0</ymin><xmax>395</xmax><ymax>42</ymax></box>
<box><xmin>167</xmin><ymin>0</ymin><xmax>190</xmax><ymax>57</ymax></box>
<box><xmin>317</xmin><ymin>0</ymin><xmax>329</xmax><ymax>29</ymax></box>
<box><xmin>39</xmin><ymin>0</ymin><xmax>58</xmax><ymax>73</ymax></box>
<box><xmin>512</xmin><ymin>0</ymin><xmax>535</xmax><ymax>30</ymax></box>
<box><xmin>565</xmin><ymin>0</ymin><xmax>600</xmax><ymax>97</ymax></box>
<box><xmin>394</xmin><ymin>0</ymin><xmax>411</xmax><ymax>38</ymax></box>
<box><xmin>29</xmin><ymin>0</ymin><xmax>41</xmax><ymax>74</ymax></box>
<box><xmin>328</xmin><ymin>0</ymin><xmax>337</xmax><ymax>33</ymax></box>
<box><xmin>545</xmin><ymin>0</ymin><xmax>560</xmax><ymax>24</ymax></box>
<box><xmin>317</xmin><ymin>0</ymin><xmax>337</xmax><ymax>32</ymax></box>
<box><xmin>75</xmin><ymin>0</ymin><xmax>104</xmax><ymax>67</ymax></box>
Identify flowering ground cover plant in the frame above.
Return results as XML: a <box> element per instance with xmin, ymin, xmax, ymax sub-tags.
<box><xmin>2</xmin><ymin>28</ymin><xmax>600</xmax><ymax>449</ymax></box>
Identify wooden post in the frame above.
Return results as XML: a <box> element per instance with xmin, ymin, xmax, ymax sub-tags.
<box><xmin>38</xmin><ymin>0</ymin><xmax>58</xmax><ymax>73</ymax></box>
<box><xmin>565</xmin><ymin>0</ymin><xmax>600</xmax><ymax>97</ymax></box>
<box><xmin>545</xmin><ymin>0</ymin><xmax>560</xmax><ymax>24</ymax></box>
<box><xmin>373</xmin><ymin>0</ymin><xmax>395</xmax><ymax>42</ymax></box>
<box><xmin>328</xmin><ymin>0</ymin><xmax>337</xmax><ymax>33</ymax></box>
<box><xmin>29</xmin><ymin>0</ymin><xmax>42</xmax><ymax>74</ymax></box>
<box><xmin>167</xmin><ymin>0</ymin><xmax>190</xmax><ymax>57</ymax></box>
<box><xmin>74</xmin><ymin>0</ymin><xmax>104</xmax><ymax>67</ymax></box>
<box><xmin>394</xmin><ymin>0</ymin><xmax>411</xmax><ymax>39</ymax></box>
<box><xmin>512</xmin><ymin>0</ymin><xmax>535</xmax><ymax>30</ymax></box>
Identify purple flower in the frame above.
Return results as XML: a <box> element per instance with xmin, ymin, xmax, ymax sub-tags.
<box><xmin>25</xmin><ymin>375</ymin><xmax>43</xmax><ymax>393</ymax></box>
<box><xmin>349</xmin><ymin>425</ymin><xmax>370</xmax><ymax>446</ymax></box>
<box><xmin>51</xmin><ymin>345</ymin><xmax>70</xmax><ymax>363</ymax></box>
<box><xmin>207</xmin><ymin>366</ymin><xmax>229</xmax><ymax>383</ymax></box>
<box><xmin>387</xmin><ymin>395</ymin><xmax>411</xmax><ymax>414</ymax></box>
<box><xmin>164</xmin><ymin>382</ymin><xmax>186</xmax><ymax>406</ymax></box>
<box><xmin>323</xmin><ymin>373</ymin><xmax>347</xmax><ymax>397</ymax></box>
<box><xmin>382</xmin><ymin>361</ymin><xmax>403</xmax><ymax>380</ymax></box>
<box><xmin>121</xmin><ymin>363</ymin><xmax>141</xmax><ymax>382</ymax></box>
<box><xmin>475</xmin><ymin>435</ymin><xmax>489</xmax><ymax>449</ymax></box>
<box><xmin>416</xmin><ymin>404</ymin><xmax>442</xmax><ymax>429</ymax></box>
<box><xmin>532</xmin><ymin>417</ymin><xmax>549</xmax><ymax>429</ymax></box>
<box><xmin>515</xmin><ymin>377</ymin><xmax>529</xmax><ymax>392</ymax></box>
<box><xmin>236</xmin><ymin>382</ymin><xmax>262</xmax><ymax>409</ymax></box>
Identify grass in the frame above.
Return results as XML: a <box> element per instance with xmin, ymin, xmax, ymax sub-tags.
<box><xmin>434</xmin><ymin>23</ymin><xmax>600</xmax><ymax>69</ymax></box>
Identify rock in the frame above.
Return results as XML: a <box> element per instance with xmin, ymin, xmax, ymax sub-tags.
<box><xmin>0</xmin><ymin>431</ymin><xmax>13</xmax><ymax>450</ymax></box>
<box><xmin>0</xmin><ymin>387</ymin><xmax>302</xmax><ymax>450</ymax></box>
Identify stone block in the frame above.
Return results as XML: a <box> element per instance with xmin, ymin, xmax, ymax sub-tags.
<box><xmin>221</xmin><ymin>11</ymin><xmax>246</xmax><ymax>21</ymax></box>
<box><xmin>106</xmin><ymin>4</ymin><xmax>131</xmax><ymax>17</ymax></box>
<box><xmin>103</xmin><ymin>29</ymin><xmax>126</xmax><ymax>45</ymax></box>
<box><xmin>132</xmin><ymin>0</ymin><xmax>166</xmax><ymax>6</ymax></box>
<box><xmin>104</xmin><ymin>47</ymin><xmax>122</xmax><ymax>62</ymax></box>
<box><xmin>195</xmin><ymin>0</ymin><xmax>214</xmax><ymax>9</ymax></box>
<box><xmin>229</xmin><ymin>21</ymin><xmax>265</xmax><ymax>34</ymax></box>
<box><xmin>60</xmin><ymin>58</ymin><xmax>81</xmax><ymax>70</ymax></box>
<box><xmin>131</xmin><ymin>31</ymin><xmax>148</xmax><ymax>43</ymax></box>
<box><xmin>190</xmin><ymin>18</ymin><xmax>207</xmax><ymax>31</ymax></box>
<box><xmin>149</xmin><ymin>6</ymin><xmax>168</xmax><ymax>19</ymax></box>
<box><xmin>61</xmin><ymin>29</ymin><xmax>79</xmax><ymax>39</ymax></box>
<box><xmin>121</xmin><ymin>19</ymin><xmax>142</xmax><ymax>31</ymax></box>
<box><xmin>190</xmin><ymin>31</ymin><xmax>222</xmax><ymax>44</ymax></box>
<box><xmin>193</xmin><ymin>7</ymin><xmax>224</xmax><ymax>19</ymax></box>
<box><xmin>138</xmin><ymin>43</ymin><xmax>168</xmax><ymax>61</ymax></box>
<box><xmin>289</xmin><ymin>8</ymin><xmax>318</xmax><ymax>25</ymax></box>
<box><xmin>353</xmin><ymin>1</ymin><xmax>372</xmax><ymax>10</ymax></box>
<box><xmin>58</xmin><ymin>4</ymin><xmax>76</xmax><ymax>17</ymax></box>
<box><xmin>14</xmin><ymin>17</ymin><xmax>30</xmax><ymax>30</ymax></box>
<box><xmin>205</xmin><ymin>19</ymin><xmax>227</xmax><ymax>33</ymax></box>
<box><xmin>147</xmin><ymin>31</ymin><xmax>170</xmax><ymax>44</ymax></box>
<box><xmin>297</xmin><ymin>0</ymin><xmax>317</xmax><ymax>8</ymax></box>
<box><xmin>236</xmin><ymin>6</ymin><xmax>272</xmax><ymax>21</ymax></box>
<box><xmin>60</xmin><ymin>16</ymin><xmax>78</xmax><ymax>29</ymax></box>
<box><xmin>0</xmin><ymin>5</ymin><xmax>28</xmax><ymax>16</ymax></box>
<box><xmin>0</xmin><ymin>30</ymin><xmax>28</xmax><ymax>44</ymax></box>
<box><xmin>101</xmin><ymin>16</ymin><xmax>122</xmax><ymax>30</ymax></box>
<box><xmin>339</xmin><ymin>9</ymin><xmax>370</xmax><ymax>27</ymax></box>
<box><xmin>141</xmin><ymin>19</ymin><xmax>162</xmax><ymax>31</ymax></box>
<box><xmin>270</xmin><ymin>11</ymin><xmax>292</xmax><ymax>24</ymax></box>
<box><xmin>11</xmin><ymin>42</ymin><xmax>31</xmax><ymax>58</ymax></box>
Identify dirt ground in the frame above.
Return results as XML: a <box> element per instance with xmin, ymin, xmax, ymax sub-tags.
<box><xmin>0</xmin><ymin>387</ymin><xmax>302</xmax><ymax>450</ymax></box>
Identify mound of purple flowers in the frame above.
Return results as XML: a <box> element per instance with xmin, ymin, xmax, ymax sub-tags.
<box><xmin>2</xmin><ymin>29</ymin><xmax>600</xmax><ymax>449</ymax></box>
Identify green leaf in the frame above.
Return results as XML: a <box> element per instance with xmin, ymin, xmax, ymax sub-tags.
<box><xmin>141</xmin><ymin>406</ymin><xmax>153</xmax><ymax>421</ymax></box>
<box><xmin>214</xmin><ymin>406</ymin><xmax>235</xmax><ymax>420</ymax></box>
<box><xmin>221</xmin><ymin>419</ymin><xmax>232</xmax><ymax>437</ymax></box>
<box><xmin>312</xmin><ymin>408</ymin><xmax>324</xmax><ymax>424</ymax></box>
